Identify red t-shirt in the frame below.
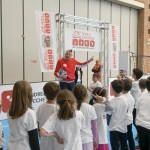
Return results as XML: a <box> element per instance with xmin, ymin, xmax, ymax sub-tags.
<box><xmin>54</xmin><ymin>58</ymin><xmax>88</xmax><ymax>81</ymax></box>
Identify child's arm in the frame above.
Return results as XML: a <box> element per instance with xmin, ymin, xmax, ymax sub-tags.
<box><xmin>28</xmin><ymin>129</ymin><xmax>40</xmax><ymax>150</ymax></box>
<box><xmin>123</xmin><ymin>73</ymin><xmax>134</xmax><ymax>82</ymax></box>
<box><xmin>91</xmin><ymin>120</ymin><xmax>98</xmax><ymax>149</ymax></box>
<box><xmin>40</xmin><ymin>128</ymin><xmax>64</xmax><ymax>144</ymax></box>
<box><xmin>92</xmin><ymin>94</ymin><xmax>114</xmax><ymax>111</ymax></box>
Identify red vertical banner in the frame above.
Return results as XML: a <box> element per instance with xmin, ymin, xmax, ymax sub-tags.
<box><xmin>36</xmin><ymin>11</ymin><xmax>57</xmax><ymax>72</ymax></box>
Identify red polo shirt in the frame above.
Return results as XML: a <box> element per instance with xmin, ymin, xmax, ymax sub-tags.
<box><xmin>54</xmin><ymin>58</ymin><xmax>88</xmax><ymax>81</ymax></box>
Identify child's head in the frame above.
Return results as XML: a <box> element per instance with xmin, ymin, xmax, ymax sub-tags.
<box><xmin>146</xmin><ymin>78</ymin><xmax>150</xmax><ymax>92</ymax></box>
<box><xmin>122</xmin><ymin>79</ymin><xmax>132</xmax><ymax>92</ymax></box>
<box><xmin>139</xmin><ymin>79</ymin><xmax>146</xmax><ymax>90</ymax></box>
<box><xmin>92</xmin><ymin>87</ymin><xmax>107</xmax><ymax>101</ymax></box>
<box><xmin>57</xmin><ymin>89</ymin><xmax>75</xmax><ymax>120</ymax></box>
<box><xmin>9</xmin><ymin>80</ymin><xmax>32</xmax><ymax>119</ymax></box>
<box><xmin>73</xmin><ymin>84</ymin><xmax>87</xmax><ymax>110</ymax></box>
<box><xmin>96</xmin><ymin>59</ymin><xmax>100</xmax><ymax>64</ymax></box>
<box><xmin>92</xmin><ymin>73</ymin><xmax>100</xmax><ymax>82</ymax></box>
<box><xmin>132</xmin><ymin>68</ymin><xmax>143</xmax><ymax>80</ymax></box>
<box><xmin>43</xmin><ymin>82</ymin><xmax>60</xmax><ymax>101</ymax></box>
<box><xmin>111</xmin><ymin>80</ymin><xmax>124</xmax><ymax>94</ymax></box>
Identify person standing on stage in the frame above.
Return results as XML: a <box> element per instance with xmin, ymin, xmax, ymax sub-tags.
<box><xmin>92</xmin><ymin>59</ymin><xmax>101</xmax><ymax>81</ymax></box>
<box><xmin>54</xmin><ymin>49</ymin><xmax>94</xmax><ymax>91</ymax></box>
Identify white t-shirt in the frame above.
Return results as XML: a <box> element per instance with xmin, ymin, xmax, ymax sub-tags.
<box><xmin>130</xmin><ymin>81</ymin><xmax>141</xmax><ymax>104</ymax></box>
<box><xmin>80</xmin><ymin>102</ymin><xmax>97</xmax><ymax>144</ymax></box>
<box><xmin>123</xmin><ymin>93</ymin><xmax>135</xmax><ymax>125</ymax></box>
<box><xmin>136</xmin><ymin>92</ymin><xmax>150</xmax><ymax>130</ymax></box>
<box><xmin>36</xmin><ymin>103</ymin><xmax>57</xmax><ymax>150</ymax></box>
<box><xmin>0</xmin><ymin>122</ymin><xmax>5</xmax><ymax>148</ymax></box>
<box><xmin>42</xmin><ymin>110</ymin><xmax>84</xmax><ymax>150</ymax></box>
<box><xmin>90</xmin><ymin>81</ymin><xmax>103</xmax><ymax>90</ymax></box>
<box><xmin>109</xmin><ymin>95</ymin><xmax>128</xmax><ymax>133</ymax></box>
<box><xmin>93</xmin><ymin>103</ymin><xmax>108</xmax><ymax>144</ymax></box>
<box><xmin>7</xmin><ymin>108</ymin><xmax>37</xmax><ymax>150</ymax></box>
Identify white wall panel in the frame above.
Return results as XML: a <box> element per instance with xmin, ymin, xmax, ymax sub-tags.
<box><xmin>112</xmin><ymin>3</ymin><xmax>121</xmax><ymax>27</ymax></box>
<box><xmin>43</xmin><ymin>0</ymin><xmax>59</xmax><ymax>81</ymax></box>
<box><xmin>121</xmin><ymin>6</ymin><xmax>130</xmax><ymax>52</ymax></box>
<box><xmin>101</xmin><ymin>0</ymin><xmax>111</xmax><ymax>23</ymax></box>
<box><xmin>60</xmin><ymin>0</ymin><xmax>74</xmax><ymax>15</ymax></box>
<box><xmin>130</xmin><ymin>8</ymin><xmax>138</xmax><ymax>54</ymax></box>
<box><xmin>75</xmin><ymin>0</ymin><xmax>88</xmax><ymax>86</ymax></box>
<box><xmin>2</xmin><ymin>0</ymin><xmax>23</xmax><ymax>84</ymax></box>
<box><xmin>24</xmin><ymin>0</ymin><xmax>42</xmax><ymax>82</ymax></box>
<box><xmin>89</xmin><ymin>0</ymin><xmax>100</xmax><ymax>20</ymax></box>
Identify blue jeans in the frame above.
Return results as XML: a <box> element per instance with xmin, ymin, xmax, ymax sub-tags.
<box><xmin>60</xmin><ymin>81</ymin><xmax>75</xmax><ymax>91</ymax></box>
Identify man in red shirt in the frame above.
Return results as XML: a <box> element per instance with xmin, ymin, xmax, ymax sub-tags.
<box><xmin>54</xmin><ymin>49</ymin><xmax>94</xmax><ymax>90</ymax></box>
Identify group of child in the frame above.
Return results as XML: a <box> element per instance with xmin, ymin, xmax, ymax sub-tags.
<box><xmin>0</xmin><ymin>67</ymin><xmax>150</xmax><ymax>150</ymax></box>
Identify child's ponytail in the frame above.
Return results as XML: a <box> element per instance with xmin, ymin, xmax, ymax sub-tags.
<box><xmin>57</xmin><ymin>90</ymin><xmax>75</xmax><ymax>120</ymax></box>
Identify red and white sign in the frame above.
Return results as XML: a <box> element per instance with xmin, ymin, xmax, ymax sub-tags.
<box><xmin>109</xmin><ymin>25</ymin><xmax>119</xmax><ymax>70</ymax></box>
<box><xmin>64</xmin><ymin>28</ymin><xmax>101</xmax><ymax>52</ymax></box>
<box><xmin>36</xmin><ymin>11</ymin><xmax>57</xmax><ymax>72</ymax></box>
<box><xmin>0</xmin><ymin>82</ymin><xmax>58</xmax><ymax>120</ymax></box>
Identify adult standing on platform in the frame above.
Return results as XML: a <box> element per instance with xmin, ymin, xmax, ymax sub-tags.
<box><xmin>54</xmin><ymin>49</ymin><xmax>94</xmax><ymax>91</ymax></box>
<box><xmin>92</xmin><ymin>59</ymin><xmax>101</xmax><ymax>81</ymax></box>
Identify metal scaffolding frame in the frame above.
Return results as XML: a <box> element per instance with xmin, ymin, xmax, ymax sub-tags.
<box><xmin>55</xmin><ymin>13</ymin><xmax>110</xmax><ymax>87</ymax></box>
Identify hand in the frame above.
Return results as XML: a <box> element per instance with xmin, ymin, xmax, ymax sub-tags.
<box><xmin>89</xmin><ymin>56</ymin><xmax>94</xmax><ymax>62</ymax></box>
<box><xmin>56</xmin><ymin>137</ymin><xmax>64</xmax><ymax>144</ymax></box>
<box><xmin>92</xmin><ymin>94</ymin><xmax>103</xmax><ymax>103</ymax></box>
<box><xmin>93</xmin><ymin>142</ymin><xmax>98</xmax><ymax>149</ymax></box>
<box><xmin>117</xmin><ymin>75</ymin><xmax>121</xmax><ymax>80</ymax></box>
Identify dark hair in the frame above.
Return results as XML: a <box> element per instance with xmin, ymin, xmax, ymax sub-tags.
<box><xmin>122</xmin><ymin>79</ymin><xmax>132</xmax><ymax>92</ymax></box>
<box><xmin>139</xmin><ymin>79</ymin><xmax>146</xmax><ymax>89</ymax></box>
<box><xmin>146</xmin><ymin>79</ymin><xmax>150</xmax><ymax>91</ymax></box>
<box><xmin>133</xmin><ymin>68</ymin><xmax>143</xmax><ymax>79</ymax></box>
<box><xmin>43</xmin><ymin>82</ymin><xmax>60</xmax><ymax>101</ymax></box>
<box><xmin>73</xmin><ymin>84</ymin><xmax>87</xmax><ymax>110</ymax></box>
<box><xmin>111</xmin><ymin>80</ymin><xmax>124</xmax><ymax>93</ymax></box>
<box><xmin>92</xmin><ymin>87</ymin><xmax>107</xmax><ymax>100</ymax></box>
<box><xmin>57</xmin><ymin>90</ymin><xmax>75</xmax><ymax>120</ymax></box>
<box><xmin>9</xmin><ymin>81</ymin><xmax>32</xmax><ymax>119</ymax></box>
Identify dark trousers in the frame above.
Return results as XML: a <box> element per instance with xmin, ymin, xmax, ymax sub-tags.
<box><xmin>110</xmin><ymin>131</ymin><xmax>128</xmax><ymax>150</ymax></box>
<box><xmin>60</xmin><ymin>81</ymin><xmax>75</xmax><ymax>91</ymax></box>
<box><xmin>127</xmin><ymin>124</ymin><xmax>135</xmax><ymax>150</ymax></box>
<box><xmin>137</xmin><ymin>126</ymin><xmax>150</xmax><ymax>150</ymax></box>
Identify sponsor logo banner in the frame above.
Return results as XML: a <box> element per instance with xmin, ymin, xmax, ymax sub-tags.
<box><xmin>0</xmin><ymin>82</ymin><xmax>58</xmax><ymax>120</ymax></box>
<box><xmin>65</xmin><ymin>28</ymin><xmax>101</xmax><ymax>52</ymax></box>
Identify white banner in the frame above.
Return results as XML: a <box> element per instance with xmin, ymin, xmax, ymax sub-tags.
<box><xmin>36</xmin><ymin>11</ymin><xmax>57</xmax><ymax>72</ymax></box>
<box><xmin>0</xmin><ymin>81</ymin><xmax>58</xmax><ymax>120</ymax></box>
<box><xmin>109</xmin><ymin>24</ymin><xmax>119</xmax><ymax>70</ymax></box>
<box><xmin>65</xmin><ymin>28</ymin><xmax>101</xmax><ymax>52</ymax></box>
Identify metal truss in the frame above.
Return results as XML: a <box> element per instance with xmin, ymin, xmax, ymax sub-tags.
<box><xmin>55</xmin><ymin>13</ymin><xmax>110</xmax><ymax>87</ymax></box>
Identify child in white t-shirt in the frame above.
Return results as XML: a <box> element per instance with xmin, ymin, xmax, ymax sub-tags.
<box><xmin>88</xmin><ymin>73</ymin><xmax>103</xmax><ymax>92</ymax></box>
<box><xmin>7</xmin><ymin>81</ymin><xmax>40</xmax><ymax>150</ymax></box>
<box><xmin>73</xmin><ymin>84</ymin><xmax>98</xmax><ymax>150</ymax></box>
<box><xmin>0</xmin><ymin>104</ymin><xmax>5</xmax><ymax>150</ymax></box>
<box><xmin>40</xmin><ymin>89</ymin><xmax>84</xmax><ymax>150</ymax></box>
<box><xmin>92</xmin><ymin>87</ymin><xmax>109</xmax><ymax>150</ymax></box>
<box><xmin>36</xmin><ymin>82</ymin><xmax>60</xmax><ymax>150</ymax></box>
<box><xmin>136</xmin><ymin>78</ymin><xmax>150</xmax><ymax>150</ymax></box>
<box><xmin>122</xmin><ymin>79</ymin><xmax>135</xmax><ymax>150</ymax></box>
<box><xmin>94</xmin><ymin>80</ymin><xmax>128</xmax><ymax>150</ymax></box>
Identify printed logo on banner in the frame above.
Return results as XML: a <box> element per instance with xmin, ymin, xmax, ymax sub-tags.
<box><xmin>1</xmin><ymin>90</ymin><xmax>12</xmax><ymax>113</ymax></box>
